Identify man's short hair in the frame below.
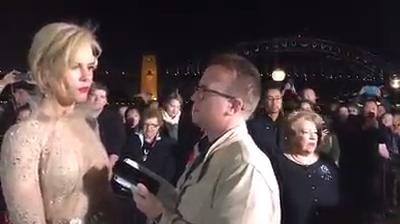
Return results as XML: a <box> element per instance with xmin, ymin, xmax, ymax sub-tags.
<box><xmin>207</xmin><ymin>54</ymin><xmax>261</xmax><ymax>119</ymax></box>
<box><xmin>264</xmin><ymin>81</ymin><xmax>283</xmax><ymax>96</ymax></box>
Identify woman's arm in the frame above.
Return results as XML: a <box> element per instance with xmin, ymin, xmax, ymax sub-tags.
<box><xmin>0</xmin><ymin>122</ymin><xmax>46</xmax><ymax>224</ymax></box>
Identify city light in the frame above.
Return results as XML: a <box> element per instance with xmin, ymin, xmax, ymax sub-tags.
<box><xmin>389</xmin><ymin>74</ymin><xmax>400</xmax><ymax>89</ymax></box>
<box><xmin>272</xmin><ymin>68</ymin><xmax>286</xmax><ymax>81</ymax></box>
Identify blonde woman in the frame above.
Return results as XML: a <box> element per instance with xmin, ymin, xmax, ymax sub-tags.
<box><xmin>160</xmin><ymin>91</ymin><xmax>182</xmax><ymax>141</ymax></box>
<box><xmin>277</xmin><ymin>111</ymin><xmax>340</xmax><ymax>224</ymax></box>
<box><xmin>0</xmin><ymin>23</ymin><xmax>118</xmax><ymax>224</ymax></box>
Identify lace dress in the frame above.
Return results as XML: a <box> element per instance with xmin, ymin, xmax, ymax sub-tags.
<box><xmin>0</xmin><ymin>110</ymin><xmax>119</xmax><ymax>224</ymax></box>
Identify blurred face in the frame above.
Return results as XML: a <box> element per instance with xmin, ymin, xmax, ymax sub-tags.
<box><xmin>338</xmin><ymin>106</ymin><xmax>349</xmax><ymax>120</ymax></box>
<box><xmin>13</xmin><ymin>88</ymin><xmax>31</xmax><ymax>107</ymax></box>
<box><xmin>302</xmin><ymin>89</ymin><xmax>317</xmax><ymax>104</ymax></box>
<box><xmin>143</xmin><ymin>117</ymin><xmax>160</xmax><ymax>141</ymax></box>
<box><xmin>330</xmin><ymin>103</ymin><xmax>339</xmax><ymax>113</ymax></box>
<box><xmin>166</xmin><ymin>99</ymin><xmax>181</xmax><ymax>118</ymax></box>
<box><xmin>348</xmin><ymin>106</ymin><xmax>359</xmax><ymax>115</ymax></box>
<box><xmin>88</xmin><ymin>89</ymin><xmax>108</xmax><ymax>111</ymax></box>
<box><xmin>393</xmin><ymin>115</ymin><xmax>400</xmax><ymax>135</ymax></box>
<box><xmin>191</xmin><ymin>65</ymin><xmax>237</xmax><ymax>130</ymax></box>
<box><xmin>119</xmin><ymin>106</ymin><xmax>128</xmax><ymax>118</ymax></box>
<box><xmin>16</xmin><ymin>109</ymin><xmax>31</xmax><ymax>123</ymax></box>
<box><xmin>381</xmin><ymin>114</ymin><xmax>393</xmax><ymax>128</ymax></box>
<box><xmin>265</xmin><ymin>89</ymin><xmax>282</xmax><ymax>114</ymax></box>
<box><xmin>378</xmin><ymin>105</ymin><xmax>386</xmax><ymax>118</ymax></box>
<box><xmin>292</xmin><ymin>119</ymin><xmax>318</xmax><ymax>154</ymax></box>
<box><xmin>300</xmin><ymin>102</ymin><xmax>313</xmax><ymax>112</ymax></box>
<box><xmin>363</xmin><ymin>101</ymin><xmax>378</xmax><ymax>119</ymax></box>
<box><xmin>65</xmin><ymin>43</ymin><xmax>97</xmax><ymax>103</ymax></box>
<box><xmin>126</xmin><ymin>108</ymin><xmax>141</xmax><ymax>129</ymax></box>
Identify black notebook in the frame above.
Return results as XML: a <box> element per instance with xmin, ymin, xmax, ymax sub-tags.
<box><xmin>111</xmin><ymin>158</ymin><xmax>179</xmax><ymax>211</ymax></box>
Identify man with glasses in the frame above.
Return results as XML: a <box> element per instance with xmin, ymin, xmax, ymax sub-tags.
<box><xmin>247</xmin><ymin>82</ymin><xmax>286</xmax><ymax>165</ymax></box>
<box><xmin>133</xmin><ymin>54</ymin><xmax>281</xmax><ymax>223</ymax></box>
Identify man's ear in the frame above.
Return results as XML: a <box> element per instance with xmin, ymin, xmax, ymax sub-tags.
<box><xmin>226</xmin><ymin>98</ymin><xmax>244</xmax><ymax>115</ymax></box>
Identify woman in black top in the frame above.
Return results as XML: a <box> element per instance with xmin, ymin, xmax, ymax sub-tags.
<box><xmin>277</xmin><ymin>111</ymin><xmax>341</xmax><ymax>224</ymax></box>
<box><xmin>124</xmin><ymin>105</ymin><xmax>142</xmax><ymax>136</ymax></box>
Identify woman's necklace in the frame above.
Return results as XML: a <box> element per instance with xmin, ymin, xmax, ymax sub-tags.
<box><xmin>285</xmin><ymin>153</ymin><xmax>318</xmax><ymax>166</ymax></box>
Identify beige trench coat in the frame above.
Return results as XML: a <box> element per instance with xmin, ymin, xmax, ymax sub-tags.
<box><xmin>159</xmin><ymin>123</ymin><xmax>281</xmax><ymax>224</ymax></box>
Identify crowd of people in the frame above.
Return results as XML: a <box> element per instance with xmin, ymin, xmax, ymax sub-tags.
<box><xmin>0</xmin><ymin>21</ymin><xmax>399</xmax><ymax>224</ymax></box>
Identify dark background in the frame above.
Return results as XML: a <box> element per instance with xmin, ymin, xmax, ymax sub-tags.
<box><xmin>0</xmin><ymin>1</ymin><xmax>399</xmax><ymax>100</ymax></box>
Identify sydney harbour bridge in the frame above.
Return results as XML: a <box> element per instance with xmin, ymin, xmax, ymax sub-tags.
<box><xmin>161</xmin><ymin>36</ymin><xmax>395</xmax><ymax>103</ymax></box>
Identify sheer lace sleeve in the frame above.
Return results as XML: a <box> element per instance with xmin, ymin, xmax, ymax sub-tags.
<box><xmin>0</xmin><ymin>120</ymin><xmax>46</xmax><ymax>224</ymax></box>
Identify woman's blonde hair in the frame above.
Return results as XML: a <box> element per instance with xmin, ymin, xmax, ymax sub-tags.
<box><xmin>28</xmin><ymin>22</ymin><xmax>101</xmax><ymax>106</ymax></box>
<box><xmin>285</xmin><ymin>111</ymin><xmax>324</xmax><ymax>148</ymax></box>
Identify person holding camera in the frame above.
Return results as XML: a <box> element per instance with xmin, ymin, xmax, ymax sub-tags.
<box><xmin>338</xmin><ymin>99</ymin><xmax>390</xmax><ymax>223</ymax></box>
<box><xmin>0</xmin><ymin>71</ymin><xmax>36</xmax><ymax>141</ymax></box>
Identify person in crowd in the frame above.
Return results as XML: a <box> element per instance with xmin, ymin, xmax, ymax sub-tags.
<box><xmin>121</xmin><ymin>107</ymin><xmax>177</xmax><ymax>224</ymax></box>
<box><xmin>173</xmin><ymin>98</ymin><xmax>203</xmax><ymax>185</ymax></box>
<box><xmin>282</xmin><ymin>79</ymin><xmax>298</xmax><ymax>102</ymax></box>
<box><xmin>300</xmin><ymin>87</ymin><xmax>323</xmax><ymax>111</ymax></box>
<box><xmin>392</xmin><ymin>113</ymin><xmax>400</xmax><ymax>136</ymax></box>
<box><xmin>247</xmin><ymin>81</ymin><xmax>286</xmax><ymax>163</ymax></box>
<box><xmin>124</xmin><ymin>105</ymin><xmax>142</xmax><ymax>135</ymax></box>
<box><xmin>378</xmin><ymin>104</ymin><xmax>387</xmax><ymax>119</ymax></box>
<box><xmin>299</xmin><ymin>99</ymin><xmax>314</xmax><ymax>112</ymax></box>
<box><xmin>0</xmin><ymin>77</ymin><xmax>35</xmax><ymax>139</ymax></box>
<box><xmin>0</xmin><ymin>71</ymin><xmax>17</xmax><ymax>95</ymax></box>
<box><xmin>338</xmin><ymin>99</ymin><xmax>389</xmax><ymax>223</ymax></box>
<box><xmin>347</xmin><ymin>103</ymin><xmax>359</xmax><ymax>116</ymax></box>
<box><xmin>133</xmin><ymin>54</ymin><xmax>281</xmax><ymax>223</ymax></box>
<box><xmin>316</xmin><ymin>119</ymin><xmax>341</xmax><ymax>166</ymax></box>
<box><xmin>329</xmin><ymin>102</ymin><xmax>340</xmax><ymax>116</ymax></box>
<box><xmin>0</xmin><ymin>22</ymin><xmax>120</xmax><ymax>224</ymax></box>
<box><xmin>87</xmin><ymin>82</ymin><xmax>126</xmax><ymax>167</ymax></box>
<box><xmin>336</xmin><ymin>105</ymin><xmax>349</xmax><ymax>122</ymax></box>
<box><xmin>160</xmin><ymin>90</ymin><xmax>182</xmax><ymax>141</ymax></box>
<box><xmin>300</xmin><ymin>88</ymin><xmax>318</xmax><ymax>105</ymax></box>
<box><xmin>277</xmin><ymin>111</ymin><xmax>341</xmax><ymax>224</ymax></box>
<box><xmin>15</xmin><ymin>103</ymin><xmax>32</xmax><ymax>123</ymax></box>
<box><xmin>119</xmin><ymin>105</ymin><xmax>128</xmax><ymax>124</ymax></box>
<box><xmin>380</xmin><ymin>112</ymin><xmax>393</xmax><ymax>129</ymax></box>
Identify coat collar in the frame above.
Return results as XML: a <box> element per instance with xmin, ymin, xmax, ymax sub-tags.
<box><xmin>204</xmin><ymin>122</ymin><xmax>249</xmax><ymax>160</ymax></box>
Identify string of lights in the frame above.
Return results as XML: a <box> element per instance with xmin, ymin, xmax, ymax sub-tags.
<box><xmin>163</xmin><ymin>36</ymin><xmax>392</xmax><ymax>82</ymax></box>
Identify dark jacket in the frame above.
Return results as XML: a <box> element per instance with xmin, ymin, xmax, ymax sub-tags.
<box><xmin>247</xmin><ymin>114</ymin><xmax>286</xmax><ymax>162</ymax></box>
<box><xmin>122</xmin><ymin>133</ymin><xmax>177</xmax><ymax>183</ymax></box>
<box><xmin>98</xmin><ymin>107</ymin><xmax>126</xmax><ymax>156</ymax></box>
<box><xmin>276</xmin><ymin>154</ymin><xmax>341</xmax><ymax>224</ymax></box>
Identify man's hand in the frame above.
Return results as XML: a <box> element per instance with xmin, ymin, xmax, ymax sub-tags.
<box><xmin>0</xmin><ymin>70</ymin><xmax>18</xmax><ymax>86</ymax></box>
<box><xmin>133</xmin><ymin>183</ymin><xmax>164</xmax><ymax>219</ymax></box>
<box><xmin>321</xmin><ymin>129</ymin><xmax>329</xmax><ymax>141</ymax></box>
<box><xmin>378</xmin><ymin>144</ymin><xmax>390</xmax><ymax>159</ymax></box>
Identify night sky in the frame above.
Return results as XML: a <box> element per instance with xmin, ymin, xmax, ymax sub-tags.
<box><xmin>1</xmin><ymin>1</ymin><xmax>398</xmax><ymax>73</ymax></box>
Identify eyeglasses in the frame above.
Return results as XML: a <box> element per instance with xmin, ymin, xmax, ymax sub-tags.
<box><xmin>266</xmin><ymin>96</ymin><xmax>282</xmax><ymax>101</ymax></box>
<box><xmin>143</xmin><ymin>123</ymin><xmax>160</xmax><ymax>128</ymax></box>
<box><xmin>194</xmin><ymin>85</ymin><xmax>237</xmax><ymax>100</ymax></box>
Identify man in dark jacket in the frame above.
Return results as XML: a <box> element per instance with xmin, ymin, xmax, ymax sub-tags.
<box><xmin>87</xmin><ymin>82</ymin><xmax>126</xmax><ymax>167</ymax></box>
<box><xmin>247</xmin><ymin>82</ymin><xmax>285</xmax><ymax>165</ymax></box>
